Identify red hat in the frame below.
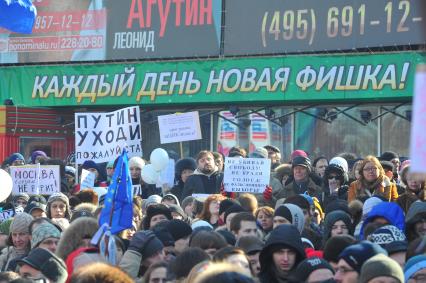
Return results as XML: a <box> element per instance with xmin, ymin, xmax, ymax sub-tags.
<box><xmin>291</xmin><ymin>150</ymin><xmax>308</xmax><ymax>160</ymax></box>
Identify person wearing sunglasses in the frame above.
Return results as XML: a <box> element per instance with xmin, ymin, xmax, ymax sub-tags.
<box><xmin>321</xmin><ymin>163</ymin><xmax>348</xmax><ymax>208</ymax></box>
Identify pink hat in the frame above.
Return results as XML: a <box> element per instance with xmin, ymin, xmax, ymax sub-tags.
<box><xmin>291</xmin><ymin>150</ymin><xmax>308</xmax><ymax>160</ymax></box>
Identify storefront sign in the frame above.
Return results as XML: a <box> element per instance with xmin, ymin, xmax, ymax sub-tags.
<box><xmin>224</xmin><ymin>0</ymin><xmax>426</xmax><ymax>55</ymax></box>
<box><xmin>1</xmin><ymin>52</ymin><xmax>423</xmax><ymax>106</ymax></box>
<box><xmin>74</xmin><ymin>106</ymin><xmax>142</xmax><ymax>164</ymax></box>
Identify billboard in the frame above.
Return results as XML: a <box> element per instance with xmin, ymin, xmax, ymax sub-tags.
<box><xmin>0</xmin><ymin>0</ymin><xmax>221</xmax><ymax>63</ymax></box>
<box><xmin>224</xmin><ymin>0</ymin><xmax>426</xmax><ymax>55</ymax></box>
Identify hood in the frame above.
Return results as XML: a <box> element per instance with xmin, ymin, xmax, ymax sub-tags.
<box><xmin>360</xmin><ymin>202</ymin><xmax>405</xmax><ymax>239</ymax></box>
<box><xmin>283</xmin><ymin>204</ymin><xmax>305</xmax><ymax>234</ymax></box>
<box><xmin>323</xmin><ymin>210</ymin><xmax>353</xmax><ymax>243</ymax></box>
<box><xmin>259</xmin><ymin>224</ymin><xmax>306</xmax><ymax>274</ymax></box>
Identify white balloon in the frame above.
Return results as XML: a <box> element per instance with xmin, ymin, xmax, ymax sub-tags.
<box><xmin>0</xmin><ymin>169</ymin><xmax>12</xmax><ymax>202</ymax></box>
<box><xmin>150</xmin><ymin>148</ymin><xmax>169</xmax><ymax>171</ymax></box>
<box><xmin>141</xmin><ymin>164</ymin><xmax>160</xmax><ymax>184</ymax></box>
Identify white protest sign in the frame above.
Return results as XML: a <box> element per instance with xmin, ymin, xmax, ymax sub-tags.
<box><xmin>158</xmin><ymin>111</ymin><xmax>202</xmax><ymax>144</ymax></box>
<box><xmin>156</xmin><ymin>159</ymin><xmax>175</xmax><ymax>188</ymax></box>
<box><xmin>223</xmin><ymin>157</ymin><xmax>271</xmax><ymax>193</ymax></box>
<box><xmin>410</xmin><ymin>64</ymin><xmax>426</xmax><ymax>175</ymax></box>
<box><xmin>133</xmin><ymin>184</ymin><xmax>142</xmax><ymax>196</ymax></box>
<box><xmin>75</xmin><ymin>106</ymin><xmax>142</xmax><ymax>164</ymax></box>
<box><xmin>10</xmin><ymin>165</ymin><xmax>60</xmax><ymax>195</ymax></box>
<box><xmin>80</xmin><ymin>169</ymin><xmax>96</xmax><ymax>189</ymax></box>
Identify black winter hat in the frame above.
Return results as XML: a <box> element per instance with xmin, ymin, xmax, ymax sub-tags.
<box><xmin>143</xmin><ymin>204</ymin><xmax>173</xmax><ymax>229</ymax></box>
<box><xmin>380</xmin><ymin>151</ymin><xmax>399</xmax><ymax>161</ymax></box>
<box><xmin>153</xmin><ymin>226</ymin><xmax>175</xmax><ymax>247</ymax></box>
<box><xmin>380</xmin><ymin>160</ymin><xmax>394</xmax><ymax>171</ymax></box>
<box><xmin>259</xmin><ymin>224</ymin><xmax>305</xmax><ymax>273</ymax></box>
<box><xmin>323</xmin><ymin>235</ymin><xmax>357</xmax><ymax>263</ymax></box>
<box><xmin>274</xmin><ymin>205</ymin><xmax>292</xmax><ymax>222</ymax></box>
<box><xmin>288</xmin><ymin>257</ymin><xmax>334</xmax><ymax>283</ymax></box>
<box><xmin>324</xmin><ymin>163</ymin><xmax>346</xmax><ymax>184</ymax></box>
<box><xmin>17</xmin><ymin>248</ymin><xmax>67</xmax><ymax>282</ymax></box>
<box><xmin>292</xmin><ymin>156</ymin><xmax>312</xmax><ymax>171</ymax></box>
<box><xmin>224</xmin><ymin>204</ymin><xmax>245</xmax><ymax>223</ymax></box>
<box><xmin>338</xmin><ymin>241</ymin><xmax>387</xmax><ymax>273</ymax></box>
<box><xmin>175</xmin><ymin>158</ymin><xmax>197</xmax><ymax>177</ymax></box>
<box><xmin>217</xmin><ymin>229</ymin><xmax>236</xmax><ymax>246</ymax></box>
<box><xmin>325</xmin><ymin>199</ymin><xmax>350</xmax><ymax>215</ymax></box>
<box><xmin>166</xmin><ymin>219</ymin><xmax>192</xmax><ymax>241</ymax></box>
<box><xmin>219</xmin><ymin>199</ymin><xmax>237</xmax><ymax>216</ymax></box>
<box><xmin>284</xmin><ymin>195</ymin><xmax>310</xmax><ymax>211</ymax></box>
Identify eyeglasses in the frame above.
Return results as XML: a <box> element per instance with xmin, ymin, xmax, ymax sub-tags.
<box><xmin>335</xmin><ymin>267</ymin><xmax>356</xmax><ymax>274</ymax></box>
<box><xmin>363</xmin><ymin>167</ymin><xmax>378</xmax><ymax>172</ymax></box>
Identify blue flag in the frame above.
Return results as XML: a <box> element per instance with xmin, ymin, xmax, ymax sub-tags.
<box><xmin>99</xmin><ymin>149</ymin><xmax>133</xmax><ymax>234</ymax></box>
<box><xmin>0</xmin><ymin>0</ymin><xmax>37</xmax><ymax>34</ymax></box>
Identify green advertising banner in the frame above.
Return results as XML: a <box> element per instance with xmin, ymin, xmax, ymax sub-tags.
<box><xmin>1</xmin><ymin>52</ymin><xmax>424</xmax><ymax>107</ymax></box>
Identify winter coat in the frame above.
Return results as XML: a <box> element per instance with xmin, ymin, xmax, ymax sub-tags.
<box><xmin>181</xmin><ymin>169</ymin><xmax>223</xmax><ymax>199</ymax></box>
<box><xmin>348</xmin><ymin>176</ymin><xmax>398</xmax><ymax>202</ymax></box>
<box><xmin>275</xmin><ymin>179</ymin><xmax>322</xmax><ymax>201</ymax></box>
<box><xmin>397</xmin><ymin>189</ymin><xmax>426</xmax><ymax>214</ymax></box>
<box><xmin>0</xmin><ymin>246</ymin><xmax>26</xmax><ymax>271</ymax></box>
<box><xmin>359</xmin><ymin>202</ymin><xmax>405</xmax><ymax>240</ymax></box>
<box><xmin>119</xmin><ymin>250</ymin><xmax>143</xmax><ymax>283</ymax></box>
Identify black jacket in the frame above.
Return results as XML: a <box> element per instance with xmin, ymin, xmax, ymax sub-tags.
<box><xmin>181</xmin><ymin>170</ymin><xmax>223</xmax><ymax>199</ymax></box>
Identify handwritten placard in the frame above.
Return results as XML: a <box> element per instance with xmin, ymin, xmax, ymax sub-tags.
<box><xmin>80</xmin><ymin>169</ymin><xmax>96</xmax><ymax>189</ymax></box>
<box><xmin>223</xmin><ymin>157</ymin><xmax>271</xmax><ymax>193</ymax></box>
<box><xmin>10</xmin><ymin>165</ymin><xmax>60</xmax><ymax>195</ymax></box>
<box><xmin>158</xmin><ymin>111</ymin><xmax>202</xmax><ymax>144</ymax></box>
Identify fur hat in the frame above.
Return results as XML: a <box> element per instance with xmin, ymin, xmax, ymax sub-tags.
<box><xmin>166</xmin><ymin>219</ymin><xmax>192</xmax><ymax>241</ymax></box>
<box><xmin>75</xmin><ymin>189</ymin><xmax>98</xmax><ymax>205</ymax></box>
<box><xmin>175</xmin><ymin>158</ymin><xmax>196</xmax><ymax>177</ymax></box>
<box><xmin>129</xmin><ymin>156</ymin><xmax>145</xmax><ymax>169</ymax></box>
<box><xmin>31</xmin><ymin>222</ymin><xmax>61</xmax><ymax>249</ymax></box>
<box><xmin>143</xmin><ymin>204</ymin><xmax>172</xmax><ymax>230</ymax></box>
<box><xmin>274</xmin><ymin>163</ymin><xmax>292</xmax><ymax>182</ymax></box>
<box><xmin>56</xmin><ymin>217</ymin><xmax>99</xmax><ymax>261</ymax></box>
<box><xmin>359</xmin><ymin>254</ymin><xmax>404</xmax><ymax>283</ymax></box>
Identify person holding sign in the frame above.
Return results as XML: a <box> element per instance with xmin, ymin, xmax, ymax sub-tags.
<box><xmin>181</xmin><ymin>151</ymin><xmax>223</xmax><ymax>199</ymax></box>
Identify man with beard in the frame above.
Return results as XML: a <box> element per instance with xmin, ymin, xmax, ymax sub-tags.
<box><xmin>181</xmin><ymin>151</ymin><xmax>223</xmax><ymax>199</ymax></box>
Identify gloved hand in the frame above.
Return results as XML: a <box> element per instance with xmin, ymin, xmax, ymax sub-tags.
<box><xmin>127</xmin><ymin>230</ymin><xmax>155</xmax><ymax>253</ymax></box>
<box><xmin>220</xmin><ymin>182</ymin><xmax>236</xmax><ymax>199</ymax></box>
<box><xmin>263</xmin><ymin>186</ymin><xmax>273</xmax><ymax>201</ymax></box>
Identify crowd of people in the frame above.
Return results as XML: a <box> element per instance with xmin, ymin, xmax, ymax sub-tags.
<box><xmin>0</xmin><ymin>146</ymin><xmax>425</xmax><ymax>283</ymax></box>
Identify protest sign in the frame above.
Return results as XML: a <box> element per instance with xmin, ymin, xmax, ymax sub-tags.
<box><xmin>80</xmin><ymin>169</ymin><xmax>96</xmax><ymax>189</ymax></box>
<box><xmin>10</xmin><ymin>165</ymin><xmax>60</xmax><ymax>195</ymax></box>
<box><xmin>75</xmin><ymin>106</ymin><xmax>142</xmax><ymax>164</ymax></box>
<box><xmin>156</xmin><ymin>159</ymin><xmax>175</xmax><ymax>188</ymax></box>
<box><xmin>133</xmin><ymin>185</ymin><xmax>142</xmax><ymax>196</ymax></box>
<box><xmin>223</xmin><ymin>157</ymin><xmax>271</xmax><ymax>193</ymax></box>
<box><xmin>158</xmin><ymin>111</ymin><xmax>202</xmax><ymax>144</ymax></box>
<box><xmin>410</xmin><ymin>64</ymin><xmax>426</xmax><ymax>176</ymax></box>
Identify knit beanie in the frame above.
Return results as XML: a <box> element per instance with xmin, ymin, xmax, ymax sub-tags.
<box><xmin>292</xmin><ymin>156</ymin><xmax>311</xmax><ymax>171</ymax></box>
<box><xmin>81</xmin><ymin>160</ymin><xmax>99</xmax><ymax>172</ymax></box>
<box><xmin>166</xmin><ymin>219</ymin><xmax>192</xmax><ymax>241</ymax></box>
<box><xmin>368</xmin><ymin>225</ymin><xmax>407</xmax><ymax>254</ymax></box>
<box><xmin>7</xmin><ymin>153</ymin><xmax>25</xmax><ymax>165</ymax></box>
<box><xmin>323</xmin><ymin>235</ymin><xmax>356</xmax><ymax>263</ymax></box>
<box><xmin>143</xmin><ymin>204</ymin><xmax>172</xmax><ymax>229</ymax></box>
<box><xmin>153</xmin><ymin>226</ymin><xmax>175</xmax><ymax>247</ymax></box>
<box><xmin>338</xmin><ymin>241</ymin><xmax>387</xmax><ymax>273</ymax></box>
<box><xmin>291</xmin><ymin>150</ymin><xmax>308</xmax><ymax>160</ymax></box>
<box><xmin>129</xmin><ymin>156</ymin><xmax>145</xmax><ymax>169</ymax></box>
<box><xmin>329</xmin><ymin>157</ymin><xmax>349</xmax><ymax>174</ymax></box>
<box><xmin>404</xmin><ymin>255</ymin><xmax>426</xmax><ymax>281</ymax></box>
<box><xmin>10</xmin><ymin>212</ymin><xmax>33</xmax><ymax>234</ymax></box>
<box><xmin>142</xmin><ymin>195</ymin><xmax>162</xmax><ymax>211</ymax></box>
<box><xmin>65</xmin><ymin>166</ymin><xmax>76</xmax><ymax>177</ymax></box>
<box><xmin>289</xmin><ymin>257</ymin><xmax>334</xmax><ymax>283</ymax></box>
<box><xmin>13</xmin><ymin>193</ymin><xmax>30</xmax><ymax>204</ymax></box>
<box><xmin>359</xmin><ymin>254</ymin><xmax>404</xmax><ymax>283</ymax></box>
<box><xmin>283</xmin><ymin>203</ymin><xmax>305</xmax><ymax>234</ymax></box>
<box><xmin>31</xmin><ymin>223</ymin><xmax>61</xmax><ymax>249</ymax></box>
<box><xmin>274</xmin><ymin>205</ymin><xmax>292</xmax><ymax>223</ymax></box>
<box><xmin>31</xmin><ymin>150</ymin><xmax>47</xmax><ymax>164</ymax></box>
<box><xmin>362</xmin><ymin>197</ymin><xmax>383</xmax><ymax>217</ymax></box>
<box><xmin>284</xmin><ymin>195</ymin><xmax>310</xmax><ymax>211</ymax></box>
